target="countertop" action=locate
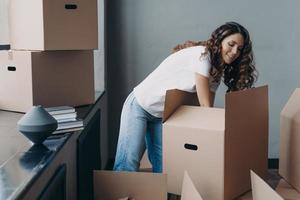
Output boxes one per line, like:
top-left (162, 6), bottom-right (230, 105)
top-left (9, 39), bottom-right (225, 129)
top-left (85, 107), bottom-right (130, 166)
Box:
top-left (0, 91), bottom-right (104, 200)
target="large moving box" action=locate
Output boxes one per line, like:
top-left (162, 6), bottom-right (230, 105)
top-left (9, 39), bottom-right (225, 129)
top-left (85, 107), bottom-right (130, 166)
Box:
top-left (279, 88), bottom-right (300, 192)
top-left (251, 170), bottom-right (300, 200)
top-left (9, 0), bottom-right (98, 50)
top-left (0, 50), bottom-right (94, 112)
top-left (163, 86), bottom-right (269, 200)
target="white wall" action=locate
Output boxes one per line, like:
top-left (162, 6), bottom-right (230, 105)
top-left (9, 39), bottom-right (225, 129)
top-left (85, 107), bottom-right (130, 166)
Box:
top-left (0, 0), bottom-right (9, 45)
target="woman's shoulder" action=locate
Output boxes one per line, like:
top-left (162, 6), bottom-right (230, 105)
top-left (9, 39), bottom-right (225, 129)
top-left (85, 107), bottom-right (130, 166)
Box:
top-left (174, 45), bottom-right (207, 59)
top-left (185, 45), bottom-right (206, 53)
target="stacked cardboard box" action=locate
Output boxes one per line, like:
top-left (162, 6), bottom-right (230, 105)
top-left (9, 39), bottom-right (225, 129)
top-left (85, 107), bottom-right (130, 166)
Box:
top-left (0, 0), bottom-right (98, 112)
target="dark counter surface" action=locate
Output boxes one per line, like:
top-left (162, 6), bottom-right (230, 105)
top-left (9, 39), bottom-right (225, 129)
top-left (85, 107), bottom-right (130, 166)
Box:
top-left (0, 91), bottom-right (104, 200)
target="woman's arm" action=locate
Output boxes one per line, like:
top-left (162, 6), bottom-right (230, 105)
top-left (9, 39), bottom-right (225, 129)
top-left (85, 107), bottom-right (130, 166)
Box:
top-left (195, 73), bottom-right (214, 107)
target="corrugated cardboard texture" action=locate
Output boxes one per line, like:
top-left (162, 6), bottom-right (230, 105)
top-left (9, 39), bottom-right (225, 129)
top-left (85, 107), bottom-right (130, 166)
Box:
top-left (224, 86), bottom-right (269, 199)
top-left (0, 50), bottom-right (94, 112)
top-left (276, 179), bottom-right (300, 200)
top-left (163, 86), bottom-right (268, 200)
top-left (163, 110), bottom-right (225, 198)
top-left (9, 0), bottom-right (44, 50)
top-left (163, 89), bottom-right (199, 122)
top-left (93, 170), bottom-right (167, 200)
top-left (165, 106), bottom-right (225, 130)
top-left (10, 0), bottom-right (98, 50)
top-left (181, 171), bottom-right (203, 200)
top-left (251, 170), bottom-right (284, 200)
top-left (31, 50), bottom-right (94, 108)
top-left (279, 88), bottom-right (300, 192)
top-left (0, 51), bottom-right (33, 112)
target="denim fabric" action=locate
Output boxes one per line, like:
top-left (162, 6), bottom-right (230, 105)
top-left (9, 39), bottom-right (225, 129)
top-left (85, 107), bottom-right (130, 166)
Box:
top-left (113, 92), bottom-right (162, 173)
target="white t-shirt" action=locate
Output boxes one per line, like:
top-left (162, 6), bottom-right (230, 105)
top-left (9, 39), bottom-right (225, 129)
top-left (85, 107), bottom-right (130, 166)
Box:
top-left (133, 45), bottom-right (220, 118)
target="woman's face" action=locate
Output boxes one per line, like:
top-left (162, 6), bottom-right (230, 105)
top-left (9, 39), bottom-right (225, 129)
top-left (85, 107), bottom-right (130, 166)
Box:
top-left (221, 33), bottom-right (244, 64)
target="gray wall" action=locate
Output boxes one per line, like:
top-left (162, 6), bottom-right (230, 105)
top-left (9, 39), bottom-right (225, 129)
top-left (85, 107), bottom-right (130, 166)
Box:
top-left (107, 0), bottom-right (300, 159)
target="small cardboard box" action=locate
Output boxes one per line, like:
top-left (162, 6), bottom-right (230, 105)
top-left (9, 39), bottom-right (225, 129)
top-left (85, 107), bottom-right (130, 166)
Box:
top-left (163, 86), bottom-right (269, 200)
top-left (93, 170), bottom-right (203, 200)
top-left (279, 88), bottom-right (300, 192)
top-left (251, 170), bottom-right (300, 200)
top-left (9, 0), bottom-right (98, 50)
top-left (93, 170), bottom-right (167, 200)
top-left (0, 50), bottom-right (94, 112)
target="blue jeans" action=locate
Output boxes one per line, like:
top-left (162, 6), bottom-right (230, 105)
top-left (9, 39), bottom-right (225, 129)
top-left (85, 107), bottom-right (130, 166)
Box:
top-left (113, 92), bottom-right (162, 173)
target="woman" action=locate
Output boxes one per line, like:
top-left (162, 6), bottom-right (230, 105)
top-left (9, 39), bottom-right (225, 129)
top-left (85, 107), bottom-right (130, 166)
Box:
top-left (113, 22), bottom-right (257, 173)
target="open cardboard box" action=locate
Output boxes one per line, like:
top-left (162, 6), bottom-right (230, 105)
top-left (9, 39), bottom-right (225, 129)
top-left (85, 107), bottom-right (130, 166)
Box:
top-left (0, 50), bottom-right (94, 112)
top-left (163, 86), bottom-right (269, 200)
top-left (9, 0), bottom-right (98, 50)
top-left (251, 170), bottom-right (300, 200)
top-left (279, 88), bottom-right (300, 192)
top-left (93, 170), bottom-right (203, 200)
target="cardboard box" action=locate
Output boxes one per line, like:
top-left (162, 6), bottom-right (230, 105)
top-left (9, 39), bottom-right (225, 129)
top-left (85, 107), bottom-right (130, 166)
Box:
top-left (9, 0), bottom-right (98, 50)
top-left (93, 170), bottom-right (167, 200)
top-left (279, 88), bottom-right (300, 192)
top-left (0, 50), bottom-right (94, 112)
top-left (251, 170), bottom-right (300, 200)
top-left (163, 86), bottom-right (269, 200)
top-left (93, 170), bottom-right (203, 200)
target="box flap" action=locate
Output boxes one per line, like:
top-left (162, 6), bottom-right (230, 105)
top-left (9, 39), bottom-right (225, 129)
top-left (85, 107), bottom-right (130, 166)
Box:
top-left (276, 179), bottom-right (300, 200)
top-left (181, 171), bottom-right (203, 200)
top-left (163, 89), bottom-right (199, 122)
top-left (224, 86), bottom-right (269, 199)
top-left (251, 170), bottom-right (284, 200)
top-left (93, 170), bottom-right (167, 200)
top-left (280, 88), bottom-right (300, 122)
top-left (279, 88), bottom-right (300, 192)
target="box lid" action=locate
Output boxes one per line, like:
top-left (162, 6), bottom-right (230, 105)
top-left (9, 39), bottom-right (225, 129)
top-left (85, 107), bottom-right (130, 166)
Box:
top-left (280, 88), bottom-right (300, 123)
top-left (164, 105), bottom-right (225, 131)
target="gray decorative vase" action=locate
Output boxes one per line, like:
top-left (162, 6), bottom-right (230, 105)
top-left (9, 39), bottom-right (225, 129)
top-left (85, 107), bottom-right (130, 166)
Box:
top-left (17, 106), bottom-right (58, 144)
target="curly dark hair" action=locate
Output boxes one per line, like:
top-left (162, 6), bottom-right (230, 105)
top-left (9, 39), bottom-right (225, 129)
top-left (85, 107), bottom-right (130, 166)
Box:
top-left (172, 22), bottom-right (258, 92)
